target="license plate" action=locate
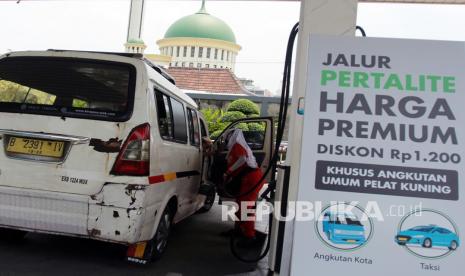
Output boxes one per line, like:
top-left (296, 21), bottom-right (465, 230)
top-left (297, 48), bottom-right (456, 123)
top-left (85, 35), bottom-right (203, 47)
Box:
top-left (346, 239), bottom-right (356, 243)
top-left (398, 237), bottom-right (408, 241)
top-left (6, 136), bottom-right (65, 158)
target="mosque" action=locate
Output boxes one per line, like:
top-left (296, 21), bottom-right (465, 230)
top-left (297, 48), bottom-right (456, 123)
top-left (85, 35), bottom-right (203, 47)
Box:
top-left (124, 0), bottom-right (270, 96)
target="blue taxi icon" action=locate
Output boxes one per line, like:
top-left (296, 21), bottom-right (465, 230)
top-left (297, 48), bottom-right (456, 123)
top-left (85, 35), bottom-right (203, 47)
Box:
top-left (395, 225), bottom-right (460, 250)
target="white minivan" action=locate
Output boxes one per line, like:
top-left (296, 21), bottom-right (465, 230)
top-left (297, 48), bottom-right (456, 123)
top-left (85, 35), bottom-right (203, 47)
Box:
top-left (0, 50), bottom-right (273, 263)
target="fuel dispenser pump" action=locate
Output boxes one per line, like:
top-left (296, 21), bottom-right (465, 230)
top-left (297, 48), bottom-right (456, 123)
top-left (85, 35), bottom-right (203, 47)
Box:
top-left (226, 23), bottom-right (367, 265)
top-left (225, 22), bottom-right (299, 263)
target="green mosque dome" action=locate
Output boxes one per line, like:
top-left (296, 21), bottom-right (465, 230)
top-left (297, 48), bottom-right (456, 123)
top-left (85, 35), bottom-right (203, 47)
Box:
top-left (164, 1), bottom-right (237, 44)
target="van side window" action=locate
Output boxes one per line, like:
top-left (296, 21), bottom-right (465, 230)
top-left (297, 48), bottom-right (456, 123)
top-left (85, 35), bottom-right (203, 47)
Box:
top-left (155, 91), bottom-right (173, 140)
top-left (170, 98), bottom-right (188, 143)
top-left (187, 108), bottom-right (200, 147)
top-left (200, 119), bottom-right (208, 138)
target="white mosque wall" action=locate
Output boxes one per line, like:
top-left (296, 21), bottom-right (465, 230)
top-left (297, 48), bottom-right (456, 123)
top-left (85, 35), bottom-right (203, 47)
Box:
top-left (157, 37), bottom-right (241, 72)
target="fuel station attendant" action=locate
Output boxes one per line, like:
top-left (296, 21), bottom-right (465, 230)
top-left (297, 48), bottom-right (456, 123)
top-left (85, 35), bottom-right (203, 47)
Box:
top-left (223, 129), bottom-right (265, 242)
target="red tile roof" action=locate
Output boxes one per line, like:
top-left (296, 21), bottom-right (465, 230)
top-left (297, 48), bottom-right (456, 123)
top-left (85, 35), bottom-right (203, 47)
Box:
top-left (166, 67), bottom-right (249, 94)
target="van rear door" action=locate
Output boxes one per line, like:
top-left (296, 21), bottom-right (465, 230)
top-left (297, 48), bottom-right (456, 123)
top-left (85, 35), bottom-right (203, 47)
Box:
top-left (0, 54), bottom-right (140, 196)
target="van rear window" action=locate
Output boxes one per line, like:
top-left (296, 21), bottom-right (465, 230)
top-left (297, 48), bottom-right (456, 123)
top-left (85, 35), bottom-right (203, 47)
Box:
top-left (0, 56), bottom-right (136, 121)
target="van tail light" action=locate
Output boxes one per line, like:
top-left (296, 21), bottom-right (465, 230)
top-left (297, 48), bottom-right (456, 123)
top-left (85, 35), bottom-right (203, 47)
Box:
top-left (111, 123), bottom-right (150, 176)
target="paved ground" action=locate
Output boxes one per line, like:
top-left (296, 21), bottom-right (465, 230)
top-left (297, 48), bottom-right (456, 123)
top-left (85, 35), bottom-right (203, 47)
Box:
top-left (0, 204), bottom-right (269, 276)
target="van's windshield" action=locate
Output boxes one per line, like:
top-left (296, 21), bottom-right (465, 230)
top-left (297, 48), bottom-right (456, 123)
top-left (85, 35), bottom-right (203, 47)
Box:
top-left (336, 214), bottom-right (363, 226)
top-left (0, 56), bottom-right (136, 121)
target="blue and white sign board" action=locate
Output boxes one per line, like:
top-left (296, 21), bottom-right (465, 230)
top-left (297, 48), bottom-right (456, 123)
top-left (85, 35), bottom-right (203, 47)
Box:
top-left (290, 35), bottom-right (465, 275)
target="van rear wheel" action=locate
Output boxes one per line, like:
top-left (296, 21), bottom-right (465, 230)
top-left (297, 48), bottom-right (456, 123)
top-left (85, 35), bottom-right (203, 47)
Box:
top-left (149, 206), bottom-right (173, 261)
top-left (198, 187), bottom-right (216, 213)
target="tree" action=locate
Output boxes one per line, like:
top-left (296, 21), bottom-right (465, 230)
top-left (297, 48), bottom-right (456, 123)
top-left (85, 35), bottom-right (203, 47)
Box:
top-left (0, 80), bottom-right (28, 103)
top-left (210, 129), bottom-right (223, 140)
top-left (226, 99), bottom-right (260, 116)
top-left (201, 108), bottom-right (226, 134)
top-left (221, 110), bottom-right (246, 123)
top-left (248, 122), bottom-right (266, 132)
top-left (0, 80), bottom-right (54, 105)
top-left (201, 99), bottom-right (261, 139)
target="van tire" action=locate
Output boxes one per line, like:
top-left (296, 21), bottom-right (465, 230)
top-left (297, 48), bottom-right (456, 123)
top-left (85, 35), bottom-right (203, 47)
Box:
top-left (198, 187), bottom-right (216, 213)
top-left (0, 228), bottom-right (27, 241)
top-left (149, 205), bottom-right (174, 261)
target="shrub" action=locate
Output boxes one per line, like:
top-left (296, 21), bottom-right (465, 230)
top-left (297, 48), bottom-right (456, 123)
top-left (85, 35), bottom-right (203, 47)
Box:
top-left (221, 111), bottom-right (246, 123)
top-left (210, 129), bottom-right (223, 140)
top-left (201, 108), bottom-right (225, 133)
top-left (201, 100), bottom-right (261, 139)
top-left (235, 123), bottom-right (249, 132)
top-left (227, 99), bottom-right (260, 116)
top-left (248, 122), bottom-right (266, 132)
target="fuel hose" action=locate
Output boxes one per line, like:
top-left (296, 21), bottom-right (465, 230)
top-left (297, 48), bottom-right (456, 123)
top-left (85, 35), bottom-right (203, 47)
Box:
top-left (229, 22), bottom-right (299, 263)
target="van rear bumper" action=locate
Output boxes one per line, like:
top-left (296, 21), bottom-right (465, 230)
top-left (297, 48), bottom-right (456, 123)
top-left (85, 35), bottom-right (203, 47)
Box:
top-left (0, 185), bottom-right (89, 235)
top-left (0, 185), bottom-right (146, 244)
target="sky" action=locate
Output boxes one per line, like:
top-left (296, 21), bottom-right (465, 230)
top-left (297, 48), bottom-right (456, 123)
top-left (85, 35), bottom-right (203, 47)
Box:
top-left (2, 1), bottom-right (465, 94)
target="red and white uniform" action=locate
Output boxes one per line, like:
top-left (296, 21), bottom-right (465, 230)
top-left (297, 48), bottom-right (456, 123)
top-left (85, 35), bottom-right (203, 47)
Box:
top-left (225, 129), bottom-right (264, 238)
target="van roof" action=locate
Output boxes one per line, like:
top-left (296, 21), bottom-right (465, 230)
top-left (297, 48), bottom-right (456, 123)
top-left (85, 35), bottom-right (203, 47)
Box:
top-left (2, 49), bottom-right (174, 84)
top-left (0, 50), bottom-right (198, 108)
top-left (48, 49), bottom-right (145, 59)
top-left (45, 50), bottom-right (176, 85)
